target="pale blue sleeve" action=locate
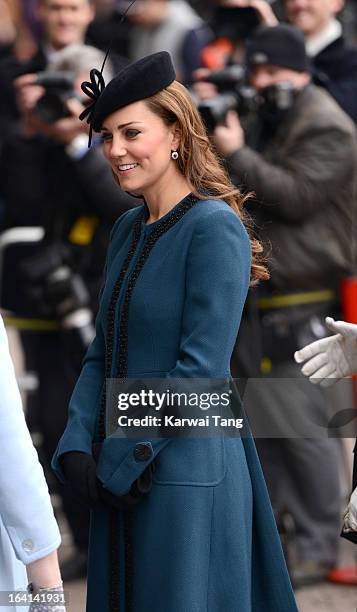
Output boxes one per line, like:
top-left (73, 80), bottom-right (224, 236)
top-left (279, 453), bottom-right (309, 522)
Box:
top-left (0, 316), bottom-right (61, 564)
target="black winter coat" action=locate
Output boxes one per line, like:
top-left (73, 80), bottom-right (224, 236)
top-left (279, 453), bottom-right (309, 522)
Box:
top-left (313, 35), bottom-right (357, 122)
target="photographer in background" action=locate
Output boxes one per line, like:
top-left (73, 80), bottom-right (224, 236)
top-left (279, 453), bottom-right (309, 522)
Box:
top-left (0, 43), bottom-right (137, 581)
top-left (244, 0), bottom-right (357, 122)
top-left (212, 24), bottom-right (357, 585)
top-left (0, 0), bottom-right (97, 137)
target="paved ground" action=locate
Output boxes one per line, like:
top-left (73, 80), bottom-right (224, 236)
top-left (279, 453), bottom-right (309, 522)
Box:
top-left (61, 539), bottom-right (357, 612)
top-left (296, 583), bottom-right (357, 612)
top-left (294, 535), bottom-right (357, 611)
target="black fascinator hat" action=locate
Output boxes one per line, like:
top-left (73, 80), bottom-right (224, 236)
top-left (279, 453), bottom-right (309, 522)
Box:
top-left (80, 51), bottom-right (176, 147)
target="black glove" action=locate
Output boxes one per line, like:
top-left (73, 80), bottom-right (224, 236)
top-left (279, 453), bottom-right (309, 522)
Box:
top-left (60, 451), bottom-right (102, 509)
top-left (99, 461), bottom-right (155, 510)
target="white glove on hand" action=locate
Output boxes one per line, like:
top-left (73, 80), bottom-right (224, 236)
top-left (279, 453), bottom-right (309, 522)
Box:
top-left (343, 487), bottom-right (357, 532)
top-left (294, 317), bottom-right (357, 387)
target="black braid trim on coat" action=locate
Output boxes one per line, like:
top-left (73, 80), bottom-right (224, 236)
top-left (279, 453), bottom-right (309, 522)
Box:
top-left (98, 215), bottom-right (142, 442)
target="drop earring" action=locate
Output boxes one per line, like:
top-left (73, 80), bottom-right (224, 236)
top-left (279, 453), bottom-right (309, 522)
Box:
top-left (171, 150), bottom-right (179, 160)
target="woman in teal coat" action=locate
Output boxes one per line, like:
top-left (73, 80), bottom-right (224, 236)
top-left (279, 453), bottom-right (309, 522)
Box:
top-left (52, 52), bottom-right (298, 611)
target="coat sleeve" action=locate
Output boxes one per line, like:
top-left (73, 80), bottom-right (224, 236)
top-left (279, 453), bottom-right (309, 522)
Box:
top-left (95, 208), bottom-right (252, 496)
top-left (51, 313), bottom-right (106, 481)
top-left (165, 208), bottom-right (251, 377)
top-left (0, 316), bottom-right (61, 564)
top-left (225, 126), bottom-right (356, 223)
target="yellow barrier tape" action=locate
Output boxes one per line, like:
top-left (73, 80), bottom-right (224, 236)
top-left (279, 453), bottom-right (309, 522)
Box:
top-left (256, 290), bottom-right (336, 310)
top-left (3, 317), bottom-right (60, 331)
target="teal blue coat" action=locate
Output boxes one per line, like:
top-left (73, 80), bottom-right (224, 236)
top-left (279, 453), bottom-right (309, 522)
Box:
top-left (52, 195), bottom-right (297, 612)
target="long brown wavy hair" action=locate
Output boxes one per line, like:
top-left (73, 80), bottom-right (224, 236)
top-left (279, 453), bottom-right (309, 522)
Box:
top-left (143, 80), bottom-right (268, 285)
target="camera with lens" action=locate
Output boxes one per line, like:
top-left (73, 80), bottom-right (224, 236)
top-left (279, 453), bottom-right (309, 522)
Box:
top-left (258, 81), bottom-right (297, 121)
top-left (20, 243), bottom-right (95, 355)
top-left (197, 65), bottom-right (260, 133)
top-left (198, 65), bottom-right (298, 133)
top-left (34, 71), bottom-right (76, 123)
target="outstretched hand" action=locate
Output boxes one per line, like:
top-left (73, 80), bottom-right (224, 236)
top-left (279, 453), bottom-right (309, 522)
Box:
top-left (294, 317), bottom-right (357, 387)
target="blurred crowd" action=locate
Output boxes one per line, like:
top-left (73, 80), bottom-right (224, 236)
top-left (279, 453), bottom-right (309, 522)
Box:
top-left (0, 0), bottom-right (357, 592)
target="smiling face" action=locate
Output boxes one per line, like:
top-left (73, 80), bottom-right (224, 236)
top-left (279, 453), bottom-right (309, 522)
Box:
top-left (285, 0), bottom-right (344, 37)
top-left (39, 0), bottom-right (95, 50)
top-left (101, 100), bottom-right (180, 199)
